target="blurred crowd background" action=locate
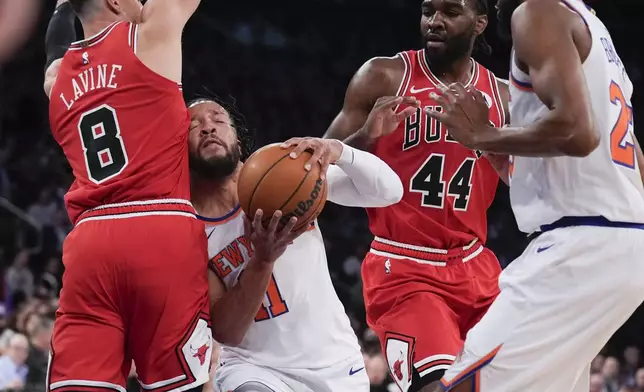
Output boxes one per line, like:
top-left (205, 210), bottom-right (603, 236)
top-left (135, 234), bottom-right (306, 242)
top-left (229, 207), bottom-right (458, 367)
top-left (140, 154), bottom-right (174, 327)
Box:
top-left (0, 0), bottom-right (642, 391)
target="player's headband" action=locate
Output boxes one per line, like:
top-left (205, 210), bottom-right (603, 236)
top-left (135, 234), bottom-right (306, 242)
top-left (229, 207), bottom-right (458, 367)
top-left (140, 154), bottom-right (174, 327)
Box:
top-left (187, 99), bottom-right (217, 108)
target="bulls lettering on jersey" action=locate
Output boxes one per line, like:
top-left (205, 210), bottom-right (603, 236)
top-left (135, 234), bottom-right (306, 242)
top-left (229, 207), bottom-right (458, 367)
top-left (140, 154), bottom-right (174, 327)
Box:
top-left (368, 49), bottom-right (506, 249)
top-left (49, 22), bottom-right (192, 224)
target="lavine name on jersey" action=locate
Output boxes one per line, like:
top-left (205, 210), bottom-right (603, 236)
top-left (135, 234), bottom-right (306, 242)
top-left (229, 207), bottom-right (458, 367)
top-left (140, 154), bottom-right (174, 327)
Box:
top-left (59, 63), bottom-right (123, 110)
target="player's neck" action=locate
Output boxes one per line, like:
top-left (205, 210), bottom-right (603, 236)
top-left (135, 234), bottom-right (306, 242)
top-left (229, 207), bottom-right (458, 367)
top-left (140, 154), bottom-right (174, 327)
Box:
top-left (427, 55), bottom-right (473, 85)
top-left (191, 165), bottom-right (241, 219)
top-left (80, 13), bottom-right (121, 41)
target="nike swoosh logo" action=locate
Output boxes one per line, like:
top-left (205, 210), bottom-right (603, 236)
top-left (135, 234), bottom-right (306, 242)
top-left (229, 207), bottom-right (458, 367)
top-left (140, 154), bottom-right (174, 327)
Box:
top-left (409, 86), bottom-right (435, 94)
top-left (349, 366), bottom-right (365, 376)
top-left (536, 244), bottom-right (554, 253)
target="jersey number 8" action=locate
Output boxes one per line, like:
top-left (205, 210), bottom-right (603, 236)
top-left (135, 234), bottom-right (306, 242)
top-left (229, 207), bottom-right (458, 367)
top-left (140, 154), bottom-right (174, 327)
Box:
top-left (78, 104), bottom-right (129, 184)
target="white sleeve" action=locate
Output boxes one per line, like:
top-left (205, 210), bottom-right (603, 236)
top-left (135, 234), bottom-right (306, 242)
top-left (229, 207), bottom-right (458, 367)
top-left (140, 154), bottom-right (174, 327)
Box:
top-left (326, 142), bottom-right (403, 207)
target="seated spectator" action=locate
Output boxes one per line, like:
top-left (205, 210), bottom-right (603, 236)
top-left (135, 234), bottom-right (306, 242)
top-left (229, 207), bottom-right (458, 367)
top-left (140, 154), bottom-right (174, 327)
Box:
top-left (0, 333), bottom-right (29, 390)
top-left (635, 368), bottom-right (644, 392)
top-left (604, 357), bottom-right (623, 392)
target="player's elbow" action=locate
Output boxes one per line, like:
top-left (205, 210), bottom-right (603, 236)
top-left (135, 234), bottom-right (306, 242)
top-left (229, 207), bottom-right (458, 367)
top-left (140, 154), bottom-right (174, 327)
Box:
top-left (558, 111), bottom-right (599, 157)
top-left (211, 326), bottom-right (244, 347)
top-left (377, 173), bottom-right (404, 206)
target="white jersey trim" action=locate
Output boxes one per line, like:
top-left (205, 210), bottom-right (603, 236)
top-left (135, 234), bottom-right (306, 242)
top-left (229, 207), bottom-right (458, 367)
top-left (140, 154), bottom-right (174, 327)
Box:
top-left (69, 22), bottom-right (122, 51)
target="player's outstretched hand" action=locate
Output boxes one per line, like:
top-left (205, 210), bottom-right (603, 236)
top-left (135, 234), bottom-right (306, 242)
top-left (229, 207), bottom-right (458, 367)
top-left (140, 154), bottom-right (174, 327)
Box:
top-left (361, 96), bottom-right (420, 139)
top-left (425, 83), bottom-right (494, 149)
top-left (244, 209), bottom-right (308, 264)
top-left (281, 137), bottom-right (343, 180)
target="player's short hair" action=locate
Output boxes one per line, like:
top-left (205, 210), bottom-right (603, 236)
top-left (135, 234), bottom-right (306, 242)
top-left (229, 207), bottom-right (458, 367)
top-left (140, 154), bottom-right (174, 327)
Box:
top-left (186, 96), bottom-right (256, 161)
top-left (472, 0), bottom-right (492, 56)
top-left (68, 0), bottom-right (95, 16)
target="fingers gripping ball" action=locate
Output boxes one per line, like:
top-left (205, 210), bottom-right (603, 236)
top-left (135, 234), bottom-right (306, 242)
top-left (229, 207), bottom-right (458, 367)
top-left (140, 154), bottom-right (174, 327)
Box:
top-left (237, 143), bottom-right (328, 231)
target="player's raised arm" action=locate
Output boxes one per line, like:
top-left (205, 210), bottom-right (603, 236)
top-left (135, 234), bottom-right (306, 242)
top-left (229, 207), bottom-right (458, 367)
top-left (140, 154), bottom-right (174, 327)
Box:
top-left (281, 137), bottom-right (403, 208)
top-left (43, 0), bottom-right (77, 98)
top-left (136, 0), bottom-right (201, 83)
top-left (428, 0), bottom-right (597, 157)
top-left (324, 57), bottom-right (414, 151)
top-left (0, 0), bottom-right (37, 64)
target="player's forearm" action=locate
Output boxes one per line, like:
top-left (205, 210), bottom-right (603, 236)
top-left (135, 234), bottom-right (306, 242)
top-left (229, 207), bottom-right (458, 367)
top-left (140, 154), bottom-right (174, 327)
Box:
top-left (327, 143), bottom-right (403, 207)
top-left (341, 129), bottom-right (377, 151)
top-left (474, 111), bottom-right (598, 158)
top-left (0, 0), bottom-right (38, 63)
top-left (210, 261), bottom-right (274, 346)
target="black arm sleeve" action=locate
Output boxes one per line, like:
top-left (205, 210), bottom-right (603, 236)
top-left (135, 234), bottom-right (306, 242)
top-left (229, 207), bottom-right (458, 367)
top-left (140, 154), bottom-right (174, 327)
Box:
top-left (45, 2), bottom-right (76, 71)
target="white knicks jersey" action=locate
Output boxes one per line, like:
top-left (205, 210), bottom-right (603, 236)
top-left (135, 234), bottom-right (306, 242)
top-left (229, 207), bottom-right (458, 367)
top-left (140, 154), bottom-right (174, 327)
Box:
top-left (507, 0), bottom-right (644, 233)
top-left (202, 207), bottom-right (361, 369)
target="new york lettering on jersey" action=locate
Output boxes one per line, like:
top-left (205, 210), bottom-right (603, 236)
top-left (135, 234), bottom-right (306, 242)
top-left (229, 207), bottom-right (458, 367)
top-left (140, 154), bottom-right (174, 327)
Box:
top-left (206, 215), bottom-right (289, 323)
top-left (49, 22), bottom-right (192, 224)
top-left (204, 209), bottom-right (361, 370)
top-left (367, 49), bottom-right (505, 249)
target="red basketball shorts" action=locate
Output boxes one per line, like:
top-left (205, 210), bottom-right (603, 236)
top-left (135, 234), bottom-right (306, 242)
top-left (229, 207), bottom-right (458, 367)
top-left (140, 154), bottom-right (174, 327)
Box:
top-left (48, 200), bottom-right (212, 392)
top-left (362, 237), bottom-right (501, 392)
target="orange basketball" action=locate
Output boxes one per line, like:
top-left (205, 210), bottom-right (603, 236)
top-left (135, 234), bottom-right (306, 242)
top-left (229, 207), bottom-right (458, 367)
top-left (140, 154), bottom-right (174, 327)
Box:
top-left (237, 143), bottom-right (328, 231)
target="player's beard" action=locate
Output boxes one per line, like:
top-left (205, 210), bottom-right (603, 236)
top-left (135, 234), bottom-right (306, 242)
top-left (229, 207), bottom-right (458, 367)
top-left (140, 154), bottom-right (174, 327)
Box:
top-left (189, 144), bottom-right (241, 182)
top-left (496, 0), bottom-right (520, 42)
top-left (424, 25), bottom-right (476, 70)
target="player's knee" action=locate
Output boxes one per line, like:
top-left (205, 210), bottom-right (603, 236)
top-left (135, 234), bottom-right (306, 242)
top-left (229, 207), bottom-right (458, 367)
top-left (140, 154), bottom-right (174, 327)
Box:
top-left (182, 385), bottom-right (205, 392)
top-left (233, 381), bottom-right (276, 392)
top-left (410, 369), bottom-right (444, 392)
top-left (438, 377), bottom-right (474, 392)
top-left (416, 380), bottom-right (441, 392)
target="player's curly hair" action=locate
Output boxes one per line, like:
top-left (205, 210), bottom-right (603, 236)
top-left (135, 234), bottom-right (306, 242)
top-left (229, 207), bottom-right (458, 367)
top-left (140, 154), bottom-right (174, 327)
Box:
top-left (186, 95), bottom-right (256, 162)
top-left (473, 0), bottom-right (492, 56)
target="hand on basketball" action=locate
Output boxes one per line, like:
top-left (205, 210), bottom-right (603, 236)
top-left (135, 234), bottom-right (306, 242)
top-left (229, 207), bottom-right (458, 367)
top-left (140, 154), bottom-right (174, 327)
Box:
top-left (425, 83), bottom-right (495, 149)
top-left (361, 96), bottom-right (421, 139)
top-left (244, 209), bottom-right (308, 264)
top-left (280, 137), bottom-right (343, 180)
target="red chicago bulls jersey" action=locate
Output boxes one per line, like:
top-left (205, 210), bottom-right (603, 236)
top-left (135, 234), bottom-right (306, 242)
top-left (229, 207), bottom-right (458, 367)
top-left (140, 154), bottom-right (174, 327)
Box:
top-left (367, 49), bottom-right (506, 249)
top-left (49, 22), bottom-right (191, 224)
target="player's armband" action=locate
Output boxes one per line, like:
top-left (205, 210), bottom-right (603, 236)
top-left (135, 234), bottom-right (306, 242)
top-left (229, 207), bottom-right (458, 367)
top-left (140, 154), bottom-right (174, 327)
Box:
top-left (45, 1), bottom-right (76, 71)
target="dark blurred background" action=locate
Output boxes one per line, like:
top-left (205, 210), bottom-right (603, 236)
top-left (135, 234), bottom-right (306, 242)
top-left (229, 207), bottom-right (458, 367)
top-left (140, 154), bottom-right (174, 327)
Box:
top-left (0, 0), bottom-right (642, 391)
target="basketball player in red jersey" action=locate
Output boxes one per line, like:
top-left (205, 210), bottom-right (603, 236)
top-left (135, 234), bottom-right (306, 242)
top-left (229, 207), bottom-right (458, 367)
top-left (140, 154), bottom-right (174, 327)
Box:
top-left (44, 0), bottom-right (212, 391)
top-left (324, 1), bottom-right (509, 391)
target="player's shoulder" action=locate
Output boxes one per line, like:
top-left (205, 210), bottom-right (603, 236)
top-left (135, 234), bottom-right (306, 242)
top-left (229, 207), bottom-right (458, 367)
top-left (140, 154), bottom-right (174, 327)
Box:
top-left (513, 0), bottom-right (577, 27)
top-left (358, 55), bottom-right (405, 81)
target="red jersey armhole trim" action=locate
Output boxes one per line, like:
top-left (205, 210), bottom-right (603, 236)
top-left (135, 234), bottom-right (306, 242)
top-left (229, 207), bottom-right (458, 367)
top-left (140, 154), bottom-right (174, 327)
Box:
top-left (488, 69), bottom-right (506, 127)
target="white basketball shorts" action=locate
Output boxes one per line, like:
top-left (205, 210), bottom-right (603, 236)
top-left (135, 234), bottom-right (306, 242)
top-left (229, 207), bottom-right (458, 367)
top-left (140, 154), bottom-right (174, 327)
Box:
top-left (213, 353), bottom-right (369, 392)
top-left (441, 221), bottom-right (644, 392)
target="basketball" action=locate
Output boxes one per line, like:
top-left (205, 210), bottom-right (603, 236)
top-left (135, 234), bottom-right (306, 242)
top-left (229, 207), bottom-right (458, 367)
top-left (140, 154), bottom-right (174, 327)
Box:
top-left (237, 143), bottom-right (328, 231)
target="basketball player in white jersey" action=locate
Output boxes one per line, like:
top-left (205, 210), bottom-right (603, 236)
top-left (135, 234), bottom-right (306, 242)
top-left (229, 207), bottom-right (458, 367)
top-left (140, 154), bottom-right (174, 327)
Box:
top-left (188, 97), bottom-right (406, 392)
top-left (424, 0), bottom-right (644, 391)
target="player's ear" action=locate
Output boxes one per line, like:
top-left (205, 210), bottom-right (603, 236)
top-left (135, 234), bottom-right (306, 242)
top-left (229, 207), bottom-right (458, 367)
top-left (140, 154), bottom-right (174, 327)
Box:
top-left (474, 13), bottom-right (488, 36)
top-left (104, 0), bottom-right (121, 15)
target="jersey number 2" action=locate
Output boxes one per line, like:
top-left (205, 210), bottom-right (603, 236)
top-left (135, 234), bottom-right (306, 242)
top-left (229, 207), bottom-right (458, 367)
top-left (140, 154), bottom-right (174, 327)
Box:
top-left (78, 104), bottom-right (129, 183)
top-left (254, 274), bottom-right (289, 322)
top-left (609, 82), bottom-right (635, 168)
top-left (410, 153), bottom-right (475, 210)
